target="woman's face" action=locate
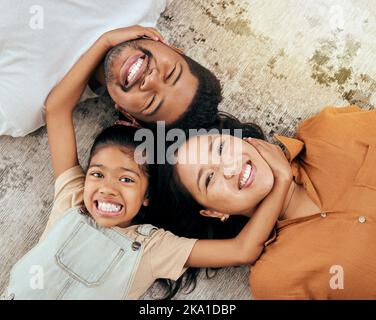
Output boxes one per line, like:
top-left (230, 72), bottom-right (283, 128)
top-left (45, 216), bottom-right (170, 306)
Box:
top-left (175, 134), bottom-right (274, 215)
top-left (83, 146), bottom-right (149, 228)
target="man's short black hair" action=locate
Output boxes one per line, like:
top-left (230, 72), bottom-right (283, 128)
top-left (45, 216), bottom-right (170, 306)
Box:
top-left (168, 54), bottom-right (222, 130)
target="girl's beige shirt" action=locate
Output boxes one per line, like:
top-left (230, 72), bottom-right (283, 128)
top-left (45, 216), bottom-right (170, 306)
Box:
top-left (41, 166), bottom-right (197, 300)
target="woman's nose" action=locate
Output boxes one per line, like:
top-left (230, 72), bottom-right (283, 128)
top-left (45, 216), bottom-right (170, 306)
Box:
top-left (222, 157), bottom-right (242, 179)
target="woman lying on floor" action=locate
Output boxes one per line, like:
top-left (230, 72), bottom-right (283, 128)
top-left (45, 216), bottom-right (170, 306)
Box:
top-left (154, 105), bottom-right (376, 299)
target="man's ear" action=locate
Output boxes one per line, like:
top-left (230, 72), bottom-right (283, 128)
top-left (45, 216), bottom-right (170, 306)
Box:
top-left (199, 209), bottom-right (225, 219)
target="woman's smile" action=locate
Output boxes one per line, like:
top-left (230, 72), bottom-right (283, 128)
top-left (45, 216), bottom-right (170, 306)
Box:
top-left (238, 160), bottom-right (256, 190)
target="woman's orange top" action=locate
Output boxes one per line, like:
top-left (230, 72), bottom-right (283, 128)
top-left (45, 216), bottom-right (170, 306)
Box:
top-left (250, 106), bottom-right (376, 299)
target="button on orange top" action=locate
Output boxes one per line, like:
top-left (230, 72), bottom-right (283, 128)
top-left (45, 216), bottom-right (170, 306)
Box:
top-left (250, 106), bottom-right (376, 299)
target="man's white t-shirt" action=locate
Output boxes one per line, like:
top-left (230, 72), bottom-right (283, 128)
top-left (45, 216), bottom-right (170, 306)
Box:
top-left (0, 0), bottom-right (166, 137)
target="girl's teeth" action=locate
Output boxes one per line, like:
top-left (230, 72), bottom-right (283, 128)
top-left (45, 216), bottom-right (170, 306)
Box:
top-left (127, 58), bottom-right (143, 82)
top-left (98, 201), bottom-right (122, 212)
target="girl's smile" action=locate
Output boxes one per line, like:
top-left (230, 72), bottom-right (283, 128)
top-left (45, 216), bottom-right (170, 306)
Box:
top-left (83, 145), bottom-right (149, 228)
top-left (93, 199), bottom-right (125, 218)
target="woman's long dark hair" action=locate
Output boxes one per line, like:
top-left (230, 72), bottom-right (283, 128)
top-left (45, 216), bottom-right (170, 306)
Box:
top-left (147, 112), bottom-right (266, 299)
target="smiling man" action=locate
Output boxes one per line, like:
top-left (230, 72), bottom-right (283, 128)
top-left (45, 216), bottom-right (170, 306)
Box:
top-left (0, 0), bottom-right (221, 137)
top-left (102, 38), bottom-right (222, 128)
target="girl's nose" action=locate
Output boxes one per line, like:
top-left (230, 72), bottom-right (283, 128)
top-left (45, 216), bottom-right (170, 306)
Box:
top-left (99, 181), bottom-right (118, 196)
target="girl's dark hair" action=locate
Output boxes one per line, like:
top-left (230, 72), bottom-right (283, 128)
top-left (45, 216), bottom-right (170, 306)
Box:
top-left (148, 112), bottom-right (265, 299)
top-left (87, 124), bottom-right (151, 224)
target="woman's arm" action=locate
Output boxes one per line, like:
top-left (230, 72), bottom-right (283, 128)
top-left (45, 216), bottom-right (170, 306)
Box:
top-left (186, 138), bottom-right (293, 268)
top-left (45, 26), bottom-right (163, 178)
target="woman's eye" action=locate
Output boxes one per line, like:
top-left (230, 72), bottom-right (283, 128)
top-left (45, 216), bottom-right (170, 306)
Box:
top-left (120, 177), bottom-right (135, 183)
top-left (91, 172), bottom-right (103, 178)
top-left (205, 172), bottom-right (214, 188)
top-left (218, 140), bottom-right (224, 155)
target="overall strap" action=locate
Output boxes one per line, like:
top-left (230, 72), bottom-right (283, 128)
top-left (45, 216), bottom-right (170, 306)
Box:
top-left (136, 224), bottom-right (158, 237)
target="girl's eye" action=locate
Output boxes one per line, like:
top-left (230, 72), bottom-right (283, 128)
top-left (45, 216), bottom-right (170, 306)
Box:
top-left (91, 172), bottom-right (103, 178)
top-left (205, 172), bottom-right (214, 188)
top-left (120, 177), bottom-right (135, 183)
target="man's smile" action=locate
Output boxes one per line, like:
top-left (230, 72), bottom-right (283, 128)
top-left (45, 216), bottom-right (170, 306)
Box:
top-left (120, 53), bottom-right (149, 88)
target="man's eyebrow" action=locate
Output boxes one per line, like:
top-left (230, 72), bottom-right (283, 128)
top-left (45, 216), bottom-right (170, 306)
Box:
top-left (196, 137), bottom-right (214, 193)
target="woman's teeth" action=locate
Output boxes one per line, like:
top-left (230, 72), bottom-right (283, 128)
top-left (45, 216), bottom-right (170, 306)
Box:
top-left (127, 58), bottom-right (144, 83)
top-left (240, 163), bottom-right (252, 189)
top-left (97, 201), bottom-right (122, 213)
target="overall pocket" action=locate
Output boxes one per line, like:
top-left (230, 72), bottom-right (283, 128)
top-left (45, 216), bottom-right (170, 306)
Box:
top-left (56, 221), bottom-right (125, 287)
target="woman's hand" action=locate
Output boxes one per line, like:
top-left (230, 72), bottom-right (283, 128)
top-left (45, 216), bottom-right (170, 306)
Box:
top-left (243, 137), bottom-right (292, 182)
top-left (100, 25), bottom-right (165, 49)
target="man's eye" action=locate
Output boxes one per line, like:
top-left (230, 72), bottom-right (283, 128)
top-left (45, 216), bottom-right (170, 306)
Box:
top-left (146, 95), bottom-right (156, 109)
top-left (91, 172), bottom-right (103, 178)
top-left (166, 65), bottom-right (176, 80)
top-left (205, 172), bottom-right (214, 188)
top-left (120, 177), bottom-right (135, 183)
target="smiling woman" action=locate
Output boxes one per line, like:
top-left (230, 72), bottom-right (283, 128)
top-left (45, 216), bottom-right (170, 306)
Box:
top-left (153, 106), bottom-right (376, 300)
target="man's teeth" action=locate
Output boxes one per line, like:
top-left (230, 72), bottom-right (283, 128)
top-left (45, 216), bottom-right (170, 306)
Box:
top-left (97, 201), bottom-right (122, 212)
top-left (240, 164), bottom-right (252, 188)
top-left (127, 58), bottom-right (144, 83)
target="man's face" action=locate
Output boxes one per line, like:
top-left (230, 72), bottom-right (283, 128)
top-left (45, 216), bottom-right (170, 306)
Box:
top-left (105, 39), bottom-right (198, 125)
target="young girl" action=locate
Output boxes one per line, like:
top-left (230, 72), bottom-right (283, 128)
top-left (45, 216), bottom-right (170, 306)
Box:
top-left (2, 26), bottom-right (292, 300)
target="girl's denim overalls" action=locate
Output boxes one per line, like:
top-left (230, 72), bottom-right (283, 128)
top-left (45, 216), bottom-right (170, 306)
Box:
top-left (1, 207), bottom-right (157, 300)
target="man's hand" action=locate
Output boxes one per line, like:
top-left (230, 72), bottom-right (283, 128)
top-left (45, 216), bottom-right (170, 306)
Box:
top-left (101, 25), bottom-right (165, 49)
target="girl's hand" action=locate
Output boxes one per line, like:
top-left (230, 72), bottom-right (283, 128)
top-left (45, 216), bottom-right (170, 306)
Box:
top-left (101, 25), bottom-right (165, 49)
top-left (243, 137), bottom-right (292, 182)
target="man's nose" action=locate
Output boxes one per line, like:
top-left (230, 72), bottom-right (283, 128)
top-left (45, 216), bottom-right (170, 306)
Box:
top-left (140, 68), bottom-right (162, 91)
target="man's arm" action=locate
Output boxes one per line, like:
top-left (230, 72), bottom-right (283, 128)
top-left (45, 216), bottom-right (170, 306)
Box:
top-left (45, 26), bottom-right (164, 178)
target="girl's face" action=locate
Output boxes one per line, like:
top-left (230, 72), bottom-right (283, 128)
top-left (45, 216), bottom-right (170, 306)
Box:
top-left (83, 146), bottom-right (149, 228)
top-left (175, 134), bottom-right (274, 216)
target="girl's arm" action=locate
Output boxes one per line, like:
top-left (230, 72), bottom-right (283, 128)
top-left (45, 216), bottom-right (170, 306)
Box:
top-left (45, 26), bottom-right (163, 178)
top-left (186, 138), bottom-right (293, 268)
